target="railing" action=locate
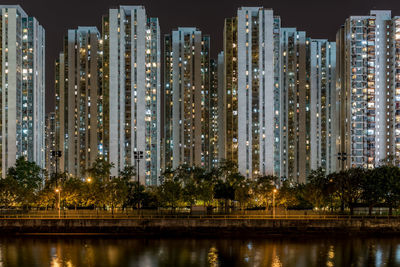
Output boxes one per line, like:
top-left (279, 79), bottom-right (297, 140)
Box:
top-left (0, 214), bottom-right (398, 220)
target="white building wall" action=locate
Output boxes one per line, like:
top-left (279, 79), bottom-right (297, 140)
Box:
top-left (217, 51), bottom-right (225, 163)
top-left (58, 53), bottom-right (65, 172)
top-left (310, 40), bottom-right (337, 174)
top-left (259, 10), bottom-right (275, 176)
top-left (339, 11), bottom-right (393, 169)
top-left (133, 7), bottom-right (146, 183)
top-left (171, 30), bottom-right (180, 169)
top-left (108, 8), bottom-right (122, 176)
top-left (170, 28), bottom-right (204, 169)
top-left (236, 7), bottom-right (276, 178)
top-left (108, 6), bottom-right (161, 183)
top-left (371, 11), bottom-right (391, 163)
top-left (237, 8), bottom-right (253, 177)
top-left (3, 8), bottom-right (18, 175)
top-left (310, 41), bottom-right (319, 171)
top-left (0, 6), bottom-right (45, 177)
top-left (32, 18), bottom-right (45, 170)
top-left (152, 19), bottom-right (161, 185)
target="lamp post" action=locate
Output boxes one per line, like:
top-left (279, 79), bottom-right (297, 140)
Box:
top-left (337, 152), bottom-right (347, 171)
top-left (51, 150), bottom-right (62, 179)
top-left (134, 151), bottom-right (144, 184)
top-left (55, 188), bottom-right (61, 219)
top-left (272, 188), bottom-right (277, 219)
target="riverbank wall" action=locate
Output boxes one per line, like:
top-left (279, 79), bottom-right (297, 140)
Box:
top-left (2, 217), bottom-right (400, 236)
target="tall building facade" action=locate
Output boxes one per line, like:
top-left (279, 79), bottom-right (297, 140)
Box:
top-left (336, 10), bottom-right (400, 169)
top-left (278, 28), bottom-right (310, 183)
top-left (55, 27), bottom-right (101, 177)
top-left (222, 7), bottom-right (278, 178)
top-left (221, 7), bottom-right (337, 182)
top-left (45, 112), bottom-right (56, 177)
top-left (164, 28), bottom-right (211, 171)
top-left (102, 6), bottom-right (161, 185)
top-left (389, 16), bottom-right (400, 164)
top-left (309, 40), bottom-right (337, 174)
top-left (275, 31), bottom-right (337, 182)
top-left (217, 51), bottom-right (225, 164)
top-left (0, 5), bottom-right (45, 177)
top-left (222, 17), bottom-right (238, 167)
top-left (209, 58), bottom-right (219, 169)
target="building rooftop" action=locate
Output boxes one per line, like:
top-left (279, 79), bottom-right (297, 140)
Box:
top-left (0, 5), bottom-right (28, 18)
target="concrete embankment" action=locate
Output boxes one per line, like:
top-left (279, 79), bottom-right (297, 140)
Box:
top-left (1, 217), bottom-right (400, 236)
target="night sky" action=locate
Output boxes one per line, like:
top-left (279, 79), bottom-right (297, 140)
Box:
top-left (2, 0), bottom-right (400, 112)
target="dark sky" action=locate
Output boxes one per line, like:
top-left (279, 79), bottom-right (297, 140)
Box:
top-left (2, 0), bottom-right (400, 112)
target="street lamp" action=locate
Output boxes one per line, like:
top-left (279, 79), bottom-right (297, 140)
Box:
top-left (86, 177), bottom-right (92, 183)
top-left (272, 188), bottom-right (277, 219)
top-left (55, 188), bottom-right (61, 219)
top-left (337, 152), bottom-right (347, 171)
top-left (134, 151), bottom-right (144, 184)
top-left (51, 150), bottom-right (62, 179)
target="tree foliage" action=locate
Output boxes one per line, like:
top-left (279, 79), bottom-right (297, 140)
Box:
top-left (4, 156), bottom-right (400, 215)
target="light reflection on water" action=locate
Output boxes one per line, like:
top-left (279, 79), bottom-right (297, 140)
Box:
top-left (0, 236), bottom-right (398, 266)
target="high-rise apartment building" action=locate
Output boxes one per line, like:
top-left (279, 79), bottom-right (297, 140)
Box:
top-left (55, 27), bottom-right (101, 177)
top-left (222, 7), bottom-right (278, 178)
top-left (276, 30), bottom-right (337, 183)
top-left (221, 7), bottom-right (337, 182)
top-left (0, 5), bottom-right (45, 177)
top-left (278, 28), bottom-right (310, 183)
top-left (217, 51), bottom-right (225, 164)
top-left (336, 10), bottom-right (400, 169)
top-left (45, 112), bottom-right (56, 177)
top-left (209, 58), bottom-right (219, 169)
top-left (222, 17), bottom-right (238, 167)
top-left (389, 16), bottom-right (400, 165)
top-left (310, 40), bottom-right (337, 174)
top-left (102, 6), bottom-right (161, 185)
top-left (164, 28), bottom-right (211, 171)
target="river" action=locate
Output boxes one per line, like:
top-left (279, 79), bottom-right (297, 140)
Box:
top-left (0, 236), bottom-right (399, 266)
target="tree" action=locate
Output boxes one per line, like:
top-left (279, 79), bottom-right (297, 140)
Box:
top-left (228, 172), bottom-right (246, 209)
top-left (104, 177), bottom-right (129, 215)
top-left (277, 181), bottom-right (300, 214)
top-left (214, 180), bottom-right (234, 212)
top-left (380, 165), bottom-right (400, 215)
top-left (214, 169), bottom-right (245, 212)
top-left (193, 168), bottom-right (216, 207)
top-left (158, 177), bottom-right (182, 210)
top-left (324, 174), bottom-right (337, 212)
top-left (83, 157), bottom-right (115, 211)
top-left (141, 186), bottom-right (160, 209)
top-left (361, 168), bottom-right (385, 215)
top-left (252, 175), bottom-right (276, 208)
top-left (126, 181), bottom-right (146, 209)
top-left (7, 157), bottom-right (43, 209)
top-left (36, 186), bottom-right (56, 210)
top-left (86, 157), bottom-right (114, 182)
top-left (235, 180), bottom-right (251, 210)
top-left (197, 177), bottom-right (215, 207)
top-left (82, 176), bottom-right (105, 211)
top-left (217, 160), bottom-right (238, 178)
top-left (304, 168), bottom-right (329, 210)
top-left (182, 180), bottom-right (197, 206)
top-left (331, 168), bottom-right (364, 215)
top-left (0, 176), bottom-right (20, 208)
top-left (120, 165), bottom-right (136, 182)
top-left (63, 177), bottom-right (84, 210)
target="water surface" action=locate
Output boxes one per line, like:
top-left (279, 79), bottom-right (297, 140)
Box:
top-left (0, 236), bottom-right (399, 266)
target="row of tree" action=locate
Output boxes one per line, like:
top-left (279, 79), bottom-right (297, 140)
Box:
top-left (1, 157), bottom-right (400, 215)
top-left (305, 165), bottom-right (400, 215)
